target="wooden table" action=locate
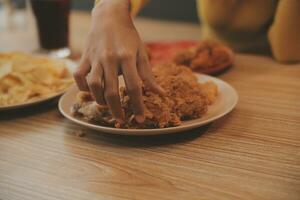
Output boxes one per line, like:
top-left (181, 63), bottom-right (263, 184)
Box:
top-left (0, 11), bottom-right (300, 200)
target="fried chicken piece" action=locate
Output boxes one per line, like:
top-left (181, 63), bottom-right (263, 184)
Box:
top-left (120, 87), bottom-right (181, 128)
top-left (153, 63), bottom-right (198, 83)
top-left (199, 81), bottom-right (218, 105)
top-left (72, 92), bottom-right (115, 126)
top-left (173, 49), bottom-right (195, 66)
top-left (173, 40), bottom-right (234, 74)
top-left (71, 64), bottom-right (218, 129)
top-left (155, 64), bottom-right (216, 118)
top-left (191, 49), bottom-right (213, 69)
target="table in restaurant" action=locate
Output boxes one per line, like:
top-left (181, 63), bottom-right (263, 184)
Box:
top-left (0, 11), bottom-right (299, 200)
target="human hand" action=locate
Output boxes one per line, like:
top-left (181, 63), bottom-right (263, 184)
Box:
top-left (73, 0), bottom-right (164, 124)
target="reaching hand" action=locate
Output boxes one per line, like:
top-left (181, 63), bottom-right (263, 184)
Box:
top-left (73, 0), bottom-right (164, 124)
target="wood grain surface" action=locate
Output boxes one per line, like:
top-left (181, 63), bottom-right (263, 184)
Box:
top-left (0, 11), bottom-right (300, 200)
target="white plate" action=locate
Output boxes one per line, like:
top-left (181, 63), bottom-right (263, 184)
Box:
top-left (0, 57), bottom-right (77, 111)
top-left (59, 74), bottom-right (238, 135)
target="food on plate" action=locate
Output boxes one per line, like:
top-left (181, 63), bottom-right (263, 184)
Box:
top-left (72, 64), bottom-right (218, 129)
top-left (0, 52), bottom-right (73, 106)
top-left (173, 40), bottom-right (234, 74)
top-left (146, 41), bottom-right (198, 66)
top-left (146, 40), bottom-right (234, 75)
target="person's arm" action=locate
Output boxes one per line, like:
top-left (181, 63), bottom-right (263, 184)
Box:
top-left (73, 0), bottom-right (163, 124)
top-left (268, 0), bottom-right (300, 63)
top-left (95, 0), bottom-right (148, 16)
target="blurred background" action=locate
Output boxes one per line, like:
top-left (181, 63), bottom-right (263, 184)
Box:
top-left (0, 0), bottom-right (200, 26)
top-left (0, 0), bottom-right (201, 53)
top-left (71, 0), bottom-right (200, 23)
top-left (139, 0), bottom-right (199, 23)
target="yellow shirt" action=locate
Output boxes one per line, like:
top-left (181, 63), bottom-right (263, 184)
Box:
top-left (95, 0), bottom-right (300, 63)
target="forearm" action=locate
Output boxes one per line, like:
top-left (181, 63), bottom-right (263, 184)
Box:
top-left (95, 0), bottom-right (130, 6)
top-left (93, 0), bottom-right (130, 18)
top-left (268, 0), bottom-right (300, 62)
top-left (95, 0), bottom-right (148, 16)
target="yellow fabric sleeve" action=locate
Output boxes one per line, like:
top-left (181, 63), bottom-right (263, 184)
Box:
top-left (95, 0), bottom-right (148, 17)
top-left (268, 0), bottom-right (300, 62)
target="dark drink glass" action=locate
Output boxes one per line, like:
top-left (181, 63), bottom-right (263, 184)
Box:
top-left (31, 0), bottom-right (71, 58)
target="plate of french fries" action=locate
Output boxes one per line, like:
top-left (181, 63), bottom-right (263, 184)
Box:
top-left (0, 52), bottom-right (76, 111)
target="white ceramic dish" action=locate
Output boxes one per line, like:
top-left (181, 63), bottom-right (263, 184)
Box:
top-left (0, 58), bottom-right (77, 111)
top-left (59, 74), bottom-right (238, 135)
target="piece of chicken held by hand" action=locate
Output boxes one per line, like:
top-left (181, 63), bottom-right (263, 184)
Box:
top-left (72, 64), bottom-right (218, 129)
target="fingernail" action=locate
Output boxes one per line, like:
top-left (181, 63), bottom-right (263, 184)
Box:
top-left (135, 115), bottom-right (145, 123)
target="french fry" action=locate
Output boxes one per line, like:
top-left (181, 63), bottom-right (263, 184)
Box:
top-left (0, 52), bottom-right (74, 106)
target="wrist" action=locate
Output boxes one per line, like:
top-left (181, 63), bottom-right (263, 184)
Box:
top-left (93, 0), bottom-right (130, 15)
top-left (100, 0), bottom-right (130, 6)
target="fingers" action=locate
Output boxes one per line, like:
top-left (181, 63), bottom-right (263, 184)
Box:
top-left (87, 63), bottom-right (105, 105)
top-left (121, 53), bottom-right (145, 123)
top-left (137, 46), bottom-right (165, 95)
top-left (103, 62), bottom-right (124, 123)
top-left (73, 57), bottom-right (91, 91)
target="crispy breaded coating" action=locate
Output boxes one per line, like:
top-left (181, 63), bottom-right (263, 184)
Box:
top-left (72, 64), bottom-right (218, 129)
top-left (173, 40), bottom-right (234, 74)
top-left (153, 66), bottom-right (208, 119)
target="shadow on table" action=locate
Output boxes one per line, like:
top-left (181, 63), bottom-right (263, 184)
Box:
top-left (65, 122), bottom-right (211, 147)
top-left (0, 99), bottom-right (58, 121)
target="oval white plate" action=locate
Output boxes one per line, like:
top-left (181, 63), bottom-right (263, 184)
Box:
top-left (0, 57), bottom-right (77, 111)
top-left (59, 74), bottom-right (238, 135)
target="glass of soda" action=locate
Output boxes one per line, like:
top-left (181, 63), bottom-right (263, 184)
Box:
top-left (30, 0), bottom-right (71, 58)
